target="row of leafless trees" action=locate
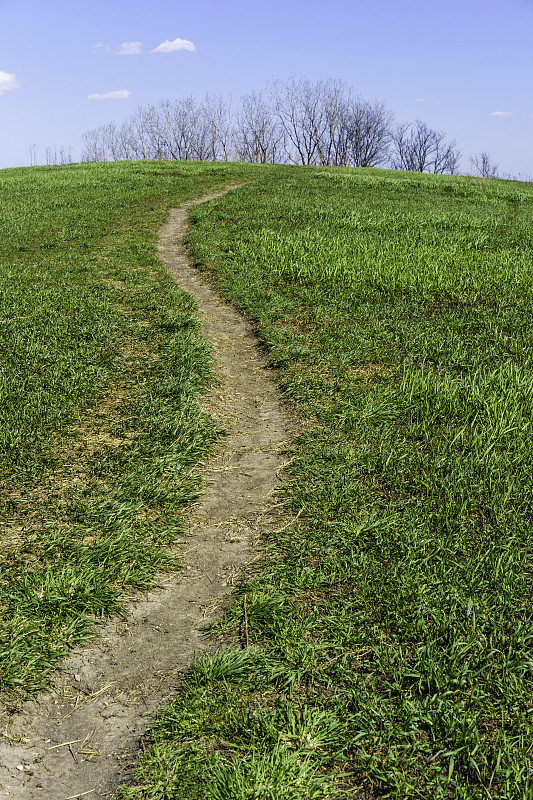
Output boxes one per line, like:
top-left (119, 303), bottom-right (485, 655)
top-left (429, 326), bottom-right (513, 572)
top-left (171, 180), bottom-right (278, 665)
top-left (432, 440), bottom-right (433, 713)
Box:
top-left (29, 143), bottom-right (74, 167)
top-left (81, 76), bottom-right (483, 175)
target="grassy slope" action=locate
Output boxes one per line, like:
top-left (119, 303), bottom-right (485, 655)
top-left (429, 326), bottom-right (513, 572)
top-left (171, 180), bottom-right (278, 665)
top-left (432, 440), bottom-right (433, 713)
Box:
top-left (120, 169), bottom-right (533, 799)
top-left (0, 160), bottom-right (261, 691)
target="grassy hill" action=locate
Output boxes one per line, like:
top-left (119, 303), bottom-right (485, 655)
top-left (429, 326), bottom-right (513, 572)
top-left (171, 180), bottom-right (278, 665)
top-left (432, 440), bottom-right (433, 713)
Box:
top-left (1, 162), bottom-right (533, 798)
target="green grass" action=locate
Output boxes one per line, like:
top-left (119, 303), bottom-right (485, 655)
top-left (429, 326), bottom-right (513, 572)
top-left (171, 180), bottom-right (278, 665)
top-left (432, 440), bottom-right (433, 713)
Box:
top-left (0, 159), bottom-right (261, 691)
top-left (2, 161), bottom-right (533, 797)
top-left (118, 168), bottom-right (533, 799)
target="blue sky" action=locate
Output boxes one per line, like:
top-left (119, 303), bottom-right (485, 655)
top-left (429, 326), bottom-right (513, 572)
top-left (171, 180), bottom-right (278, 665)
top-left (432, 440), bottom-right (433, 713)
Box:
top-left (0, 0), bottom-right (531, 176)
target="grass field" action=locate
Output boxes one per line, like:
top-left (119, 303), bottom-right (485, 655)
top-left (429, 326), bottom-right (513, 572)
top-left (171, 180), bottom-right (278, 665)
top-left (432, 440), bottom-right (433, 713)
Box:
top-left (0, 159), bottom-right (259, 691)
top-left (121, 168), bottom-right (533, 799)
top-left (1, 162), bottom-right (533, 798)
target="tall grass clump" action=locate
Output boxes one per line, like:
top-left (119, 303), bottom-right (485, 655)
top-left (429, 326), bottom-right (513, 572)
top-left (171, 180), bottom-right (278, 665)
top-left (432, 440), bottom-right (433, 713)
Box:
top-left (121, 168), bottom-right (533, 799)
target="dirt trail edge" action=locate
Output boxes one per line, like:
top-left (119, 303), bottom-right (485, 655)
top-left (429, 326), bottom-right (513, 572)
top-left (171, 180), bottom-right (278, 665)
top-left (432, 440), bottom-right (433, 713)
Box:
top-left (0, 186), bottom-right (292, 799)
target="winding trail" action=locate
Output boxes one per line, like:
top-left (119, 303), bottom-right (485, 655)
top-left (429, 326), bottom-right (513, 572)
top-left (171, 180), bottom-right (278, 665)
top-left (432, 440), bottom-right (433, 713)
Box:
top-left (0, 187), bottom-right (291, 799)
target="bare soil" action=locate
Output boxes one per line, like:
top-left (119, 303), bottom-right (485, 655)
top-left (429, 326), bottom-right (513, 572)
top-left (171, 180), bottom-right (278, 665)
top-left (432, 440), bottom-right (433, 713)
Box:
top-left (0, 187), bottom-right (292, 799)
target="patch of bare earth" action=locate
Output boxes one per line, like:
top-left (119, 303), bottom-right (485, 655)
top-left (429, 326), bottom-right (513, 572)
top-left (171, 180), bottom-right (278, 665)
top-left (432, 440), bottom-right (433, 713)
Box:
top-left (0, 187), bottom-right (293, 799)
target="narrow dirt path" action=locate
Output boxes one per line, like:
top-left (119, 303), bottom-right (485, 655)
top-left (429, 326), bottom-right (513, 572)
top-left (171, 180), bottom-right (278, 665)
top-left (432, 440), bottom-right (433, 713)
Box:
top-left (0, 187), bottom-right (292, 799)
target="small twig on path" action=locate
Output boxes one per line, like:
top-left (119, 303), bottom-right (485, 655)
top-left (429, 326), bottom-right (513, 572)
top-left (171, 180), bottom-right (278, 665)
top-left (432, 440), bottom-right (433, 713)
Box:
top-left (47, 738), bottom-right (82, 750)
top-left (243, 594), bottom-right (249, 648)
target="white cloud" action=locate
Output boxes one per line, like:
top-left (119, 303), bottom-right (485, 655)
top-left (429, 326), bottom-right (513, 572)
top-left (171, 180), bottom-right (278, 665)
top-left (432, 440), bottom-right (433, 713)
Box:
top-left (0, 71), bottom-right (21, 96)
top-left (152, 37), bottom-right (196, 53)
top-left (491, 111), bottom-right (514, 117)
top-left (88, 90), bottom-right (132, 100)
top-left (417, 97), bottom-right (427, 102)
top-left (116, 41), bottom-right (143, 56)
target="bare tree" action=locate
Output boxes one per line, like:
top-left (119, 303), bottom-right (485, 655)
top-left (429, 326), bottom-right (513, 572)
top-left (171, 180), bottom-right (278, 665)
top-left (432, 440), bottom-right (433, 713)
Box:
top-left (391, 120), bottom-right (461, 174)
top-left (115, 120), bottom-right (138, 160)
top-left (45, 145), bottom-right (73, 166)
top-left (201, 94), bottom-right (233, 161)
top-left (269, 76), bottom-right (351, 166)
top-left (319, 86), bottom-right (350, 166)
top-left (82, 121), bottom-right (133, 162)
top-left (141, 103), bottom-right (170, 160)
top-left (159, 97), bottom-right (202, 160)
top-left (471, 151), bottom-right (499, 178)
top-left (188, 99), bottom-right (211, 161)
top-left (313, 78), bottom-right (352, 166)
top-left (268, 77), bottom-right (394, 168)
top-left (270, 75), bottom-right (329, 165)
top-left (346, 99), bottom-right (393, 167)
top-left (163, 96), bottom-right (212, 161)
top-left (82, 127), bottom-right (106, 162)
top-left (124, 106), bottom-right (155, 160)
top-left (235, 90), bottom-right (281, 163)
